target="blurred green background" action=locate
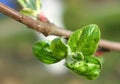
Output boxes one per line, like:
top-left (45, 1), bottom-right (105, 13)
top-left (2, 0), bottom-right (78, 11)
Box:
top-left (0, 0), bottom-right (120, 84)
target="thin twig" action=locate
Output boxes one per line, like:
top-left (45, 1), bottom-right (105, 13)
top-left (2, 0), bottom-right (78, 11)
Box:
top-left (0, 3), bottom-right (120, 52)
top-left (99, 40), bottom-right (120, 51)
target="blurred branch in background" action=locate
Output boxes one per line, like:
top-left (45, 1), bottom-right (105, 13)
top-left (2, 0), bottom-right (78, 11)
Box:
top-left (0, 2), bottom-right (120, 53)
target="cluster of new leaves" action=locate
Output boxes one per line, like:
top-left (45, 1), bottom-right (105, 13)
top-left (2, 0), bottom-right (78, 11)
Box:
top-left (18, 0), bottom-right (101, 80)
top-left (33, 24), bottom-right (102, 80)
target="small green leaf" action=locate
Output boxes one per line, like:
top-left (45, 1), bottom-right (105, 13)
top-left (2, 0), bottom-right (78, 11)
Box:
top-left (85, 56), bottom-right (102, 68)
top-left (36, 0), bottom-right (41, 12)
top-left (65, 54), bottom-right (101, 80)
top-left (18, 0), bottom-right (27, 8)
top-left (20, 8), bottom-right (34, 16)
top-left (67, 29), bottom-right (82, 52)
top-left (72, 52), bottom-right (84, 61)
top-left (50, 38), bottom-right (68, 60)
top-left (77, 24), bottom-right (101, 55)
top-left (18, 0), bottom-right (41, 18)
top-left (68, 24), bottom-right (100, 56)
top-left (25, 0), bottom-right (36, 9)
top-left (32, 41), bottom-right (59, 64)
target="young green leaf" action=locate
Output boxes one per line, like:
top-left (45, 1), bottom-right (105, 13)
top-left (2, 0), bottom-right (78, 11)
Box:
top-left (50, 38), bottom-right (68, 60)
top-left (18, 0), bottom-right (27, 8)
top-left (20, 8), bottom-right (34, 16)
top-left (77, 24), bottom-right (101, 56)
top-left (68, 24), bottom-right (101, 56)
top-left (85, 56), bottom-right (102, 68)
top-left (72, 52), bottom-right (84, 61)
top-left (36, 0), bottom-right (41, 13)
top-left (65, 54), bottom-right (101, 80)
top-left (18, 0), bottom-right (41, 18)
top-left (67, 29), bottom-right (82, 52)
top-left (32, 41), bottom-right (59, 64)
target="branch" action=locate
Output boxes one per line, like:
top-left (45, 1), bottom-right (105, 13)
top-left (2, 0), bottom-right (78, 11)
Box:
top-left (99, 40), bottom-right (120, 51)
top-left (0, 3), bottom-right (72, 37)
top-left (0, 3), bottom-right (120, 52)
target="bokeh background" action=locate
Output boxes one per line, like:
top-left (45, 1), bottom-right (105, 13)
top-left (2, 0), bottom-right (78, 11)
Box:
top-left (0, 0), bottom-right (120, 84)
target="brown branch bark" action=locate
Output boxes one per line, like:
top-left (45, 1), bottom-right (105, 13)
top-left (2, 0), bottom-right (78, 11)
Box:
top-left (0, 3), bottom-right (72, 37)
top-left (99, 40), bottom-right (120, 51)
top-left (0, 3), bottom-right (120, 52)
